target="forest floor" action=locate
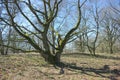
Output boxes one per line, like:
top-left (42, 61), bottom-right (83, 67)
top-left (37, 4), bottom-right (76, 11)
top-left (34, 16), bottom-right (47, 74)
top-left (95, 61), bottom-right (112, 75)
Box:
top-left (0, 52), bottom-right (120, 80)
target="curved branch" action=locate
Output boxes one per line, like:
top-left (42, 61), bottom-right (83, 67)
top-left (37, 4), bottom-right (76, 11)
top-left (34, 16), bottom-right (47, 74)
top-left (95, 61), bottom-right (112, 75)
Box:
top-left (4, 0), bottom-right (43, 53)
top-left (24, 0), bottom-right (45, 26)
top-left (15, 1), bottom-right (43, 34)
top-left (20, 26), bottom-right (43, 40)
top-left (60, 0), bottom-right (83, 49)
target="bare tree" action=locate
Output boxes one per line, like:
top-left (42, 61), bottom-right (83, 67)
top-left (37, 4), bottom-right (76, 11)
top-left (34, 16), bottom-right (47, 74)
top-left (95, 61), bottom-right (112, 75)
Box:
top-left (0, 0), bottom-right (87, 70)
top-left (75, 32), bottom-right (86, 52)
top-left (82, 2), bottom-right (101, 56)
top-left (102, 12), bottom-right (120, 54)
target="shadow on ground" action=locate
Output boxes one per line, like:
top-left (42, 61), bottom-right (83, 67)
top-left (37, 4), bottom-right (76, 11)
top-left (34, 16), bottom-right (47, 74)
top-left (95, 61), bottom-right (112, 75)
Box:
top-left (67, 63), bottom-right (120, 79)
top-left (40, 63), bottom-right (120, 80)
top-left (62, 53), bottom-right (120, 60)
top-left (45, 64), bottom-right (120, 80)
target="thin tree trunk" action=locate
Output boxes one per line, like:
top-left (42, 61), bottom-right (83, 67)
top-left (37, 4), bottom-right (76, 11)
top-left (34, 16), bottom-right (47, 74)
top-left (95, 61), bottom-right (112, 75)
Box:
top-left (0, 31), bottom-right (5, 55)
top-left (1, 47), bottom-right (4, 55)
top-left (93, 44), bottom-right (96, 56)
top-left (110, 43), bottom-right (113, 54)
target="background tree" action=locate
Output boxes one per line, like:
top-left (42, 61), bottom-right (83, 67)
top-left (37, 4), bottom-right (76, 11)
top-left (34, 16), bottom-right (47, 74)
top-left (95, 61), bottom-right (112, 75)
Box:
top-left (75, 1), bottom-right (102, 55)
top-left (99, 1), bottom-right (120, 54)
top-left (102, 16), bottom-right (120, 54)
top-left (0, 26), bottom-right (5, 55)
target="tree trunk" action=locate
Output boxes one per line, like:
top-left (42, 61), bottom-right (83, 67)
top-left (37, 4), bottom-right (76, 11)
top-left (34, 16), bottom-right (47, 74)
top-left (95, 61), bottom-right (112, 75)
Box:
top-left (54, 52), bottom-right (61, 66)
top-left (110, 45), bottom-right (113, 54)
top-left (0, 46), bottom-right (5, 55)
top-left (93, 45), bottom-right (96, 56)
top-left (41, 52), bottom-right (54, 64)
top-left (93, 50), bottom-right (95, 56)
top-left (40, 51), bottom-right (65, 74)
top-left (40, 51), bottom-right (62, 67)
top-left (109, 43), bottom-right (113, 54)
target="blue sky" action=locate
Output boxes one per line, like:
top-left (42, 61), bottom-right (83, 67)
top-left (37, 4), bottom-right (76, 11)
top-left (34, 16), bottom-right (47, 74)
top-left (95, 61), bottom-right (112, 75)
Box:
top-left (1, 0), bottom-right (120, 35)
top-left (0, 0), bottom-right (120, 49)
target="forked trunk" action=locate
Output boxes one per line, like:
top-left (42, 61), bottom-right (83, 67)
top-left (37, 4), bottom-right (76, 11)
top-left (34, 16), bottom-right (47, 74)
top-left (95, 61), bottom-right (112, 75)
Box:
top-left (40, 51), bottom-right (62, 67)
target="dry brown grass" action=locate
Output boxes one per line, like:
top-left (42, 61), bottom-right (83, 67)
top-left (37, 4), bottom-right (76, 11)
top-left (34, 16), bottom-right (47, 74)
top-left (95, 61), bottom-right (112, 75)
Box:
top-left (0, 52), bottom-right (120, 80)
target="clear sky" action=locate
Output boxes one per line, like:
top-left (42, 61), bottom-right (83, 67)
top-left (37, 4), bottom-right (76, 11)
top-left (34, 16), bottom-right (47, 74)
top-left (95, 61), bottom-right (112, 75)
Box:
top-left (87, 0), bottom-right (120, 7)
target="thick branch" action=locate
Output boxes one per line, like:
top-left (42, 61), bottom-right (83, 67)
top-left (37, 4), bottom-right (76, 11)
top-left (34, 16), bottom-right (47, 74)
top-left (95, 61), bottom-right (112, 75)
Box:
top-left (4, 0), bottom-right (43, 53)
top-left (0, 44), bottom-right (38, 53)
top-left (60, 0), bottom-right (82, 50)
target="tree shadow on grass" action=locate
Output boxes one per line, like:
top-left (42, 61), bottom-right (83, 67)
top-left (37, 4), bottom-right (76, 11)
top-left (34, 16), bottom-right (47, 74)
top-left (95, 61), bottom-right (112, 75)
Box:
top-left (64, 63), bottom-right (120, 80)
top-left (41, 64), bottom-right (120, 80)
top-left (62, 52), bottom-right (120, 60)
top-left (39, 62), bottom-right (120, 80)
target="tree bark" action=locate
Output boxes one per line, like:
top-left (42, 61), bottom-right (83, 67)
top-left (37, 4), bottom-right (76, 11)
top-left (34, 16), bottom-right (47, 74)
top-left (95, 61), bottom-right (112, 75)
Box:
top-left (110, 43), bottom-right (113, 54)
top-left (40, 50), bottom-right (63, 68)
top-left (0, 47), bottom-right (4, 55)
top-left (0, 31), bottom-right (5, 55)
top-left (54, 52), bottom-right (61, 66)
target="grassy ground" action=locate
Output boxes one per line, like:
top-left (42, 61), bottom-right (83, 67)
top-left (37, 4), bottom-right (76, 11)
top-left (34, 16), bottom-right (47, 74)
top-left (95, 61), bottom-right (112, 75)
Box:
top-left (0, 52), bottom-right (120, 80)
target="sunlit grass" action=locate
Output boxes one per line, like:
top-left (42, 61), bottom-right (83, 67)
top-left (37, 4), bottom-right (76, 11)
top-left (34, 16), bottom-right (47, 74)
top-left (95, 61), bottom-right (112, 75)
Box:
top-left (0, 52), bottom-right (120, 80)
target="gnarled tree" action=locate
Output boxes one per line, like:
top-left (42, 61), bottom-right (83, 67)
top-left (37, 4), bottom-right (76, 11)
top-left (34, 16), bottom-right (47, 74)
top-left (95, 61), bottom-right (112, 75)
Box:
top-left (0, 0), bottom-right (86, 67)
